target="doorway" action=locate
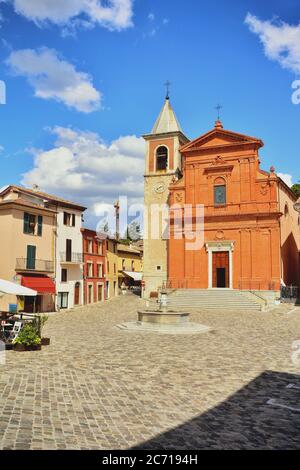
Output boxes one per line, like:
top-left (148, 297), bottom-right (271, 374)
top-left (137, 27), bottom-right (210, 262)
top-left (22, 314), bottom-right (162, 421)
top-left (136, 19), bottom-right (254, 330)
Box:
top-left (213, 252), bottom-right (229, 288)
top-left (97, 284), bottom-right (103, 302)
top-left (74, 282), bottom-right (80, 305)
top-left (88, 284), bottom-right (93, 304)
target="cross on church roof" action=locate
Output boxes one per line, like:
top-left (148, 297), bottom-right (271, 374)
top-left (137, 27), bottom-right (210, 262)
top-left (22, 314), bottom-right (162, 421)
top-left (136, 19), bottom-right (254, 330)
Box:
top-left (164, 80), bottom-right (171, 99)
top-left (215, 103), bottom-right (223, 121)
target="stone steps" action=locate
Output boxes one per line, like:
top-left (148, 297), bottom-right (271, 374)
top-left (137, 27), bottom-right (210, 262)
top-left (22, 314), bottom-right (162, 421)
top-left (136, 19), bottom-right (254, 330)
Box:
top-left (166, 289), bottom-right (263, 311)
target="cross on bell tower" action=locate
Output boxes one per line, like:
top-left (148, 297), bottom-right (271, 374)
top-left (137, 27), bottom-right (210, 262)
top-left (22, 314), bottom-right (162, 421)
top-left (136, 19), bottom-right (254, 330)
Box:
top-left (164, 80), bottom-right (171, 100)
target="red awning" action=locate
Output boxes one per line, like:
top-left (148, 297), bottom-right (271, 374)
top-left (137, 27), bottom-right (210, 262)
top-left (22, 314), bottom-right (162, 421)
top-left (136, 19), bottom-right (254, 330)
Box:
top-left (22, 276), bottom-right (56, 294)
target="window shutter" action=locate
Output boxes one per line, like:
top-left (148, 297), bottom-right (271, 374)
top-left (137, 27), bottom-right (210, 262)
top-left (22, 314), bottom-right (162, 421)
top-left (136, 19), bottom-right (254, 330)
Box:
top-left (26, 245), bottom-right (36, 270)
top-left (37, 215), bottom-right (43, 236)
top-left (24, 213), bottom-right (30, 233)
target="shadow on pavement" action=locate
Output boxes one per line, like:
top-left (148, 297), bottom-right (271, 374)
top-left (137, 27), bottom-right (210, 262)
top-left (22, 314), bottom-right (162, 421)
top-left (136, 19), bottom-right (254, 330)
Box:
top-left (132, 370), bottom-right (300, 450)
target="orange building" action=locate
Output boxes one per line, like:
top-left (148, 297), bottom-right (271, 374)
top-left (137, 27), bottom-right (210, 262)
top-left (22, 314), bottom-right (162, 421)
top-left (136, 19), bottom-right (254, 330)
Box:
top-left (143, 97), bottom-right (300, 299)
top-left (168, 119), bottom-right (299, 294)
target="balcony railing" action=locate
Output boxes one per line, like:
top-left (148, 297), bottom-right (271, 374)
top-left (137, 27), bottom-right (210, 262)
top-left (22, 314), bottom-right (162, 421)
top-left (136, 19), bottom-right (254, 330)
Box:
top-left (60, 252), bottom-right (83, 263)
top-left (16, 258), bottom-right (54, 272)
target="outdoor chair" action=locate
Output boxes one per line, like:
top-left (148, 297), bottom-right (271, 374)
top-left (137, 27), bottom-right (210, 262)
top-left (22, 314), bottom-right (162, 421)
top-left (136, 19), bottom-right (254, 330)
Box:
top-left (7, 321), bottom-right (23, 343)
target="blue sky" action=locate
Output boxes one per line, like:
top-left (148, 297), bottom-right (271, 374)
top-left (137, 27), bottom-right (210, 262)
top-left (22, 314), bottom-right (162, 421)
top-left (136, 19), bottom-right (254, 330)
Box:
top-left (0, 0), bottom-right (299, 226)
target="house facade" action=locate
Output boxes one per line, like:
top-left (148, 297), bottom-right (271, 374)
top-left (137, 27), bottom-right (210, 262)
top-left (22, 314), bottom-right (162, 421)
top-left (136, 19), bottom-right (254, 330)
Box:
top-left (143, 98), bottom-right (300, 299)
top-left (0, 185), bottom-right (86, 312)
top-left (117, 243), bottom-right (143, 288)
top-left (0, 186), bottom-right (56, 312)
top-left (82, 228), bottom-right (106, 304)
top-left (55, 205), bottom-right (86, 310)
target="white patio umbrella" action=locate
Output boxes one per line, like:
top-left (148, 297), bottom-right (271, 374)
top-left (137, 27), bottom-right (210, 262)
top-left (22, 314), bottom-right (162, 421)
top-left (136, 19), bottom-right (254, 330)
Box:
top-left (0, 279), bottom-right (37, 297)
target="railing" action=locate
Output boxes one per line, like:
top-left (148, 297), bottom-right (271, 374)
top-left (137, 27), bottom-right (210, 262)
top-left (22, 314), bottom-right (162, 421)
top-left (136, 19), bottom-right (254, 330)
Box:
top-left (163, 279), bottom-right (279, 291)
top-left (281, 285), bottom-right (298, 300)
top-left (162, 279), bottom-right (189, 290)
top-left (238, 280), bottom-right (277, 291)
top-left (16, 258), bottom-right (54, 272)
top-left (60, 252), bottom-right (83, 263)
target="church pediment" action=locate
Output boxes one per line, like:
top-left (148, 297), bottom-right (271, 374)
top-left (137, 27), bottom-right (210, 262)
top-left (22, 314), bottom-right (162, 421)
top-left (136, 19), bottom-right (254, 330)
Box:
top-left (180, 127), bottom-right (263, 153)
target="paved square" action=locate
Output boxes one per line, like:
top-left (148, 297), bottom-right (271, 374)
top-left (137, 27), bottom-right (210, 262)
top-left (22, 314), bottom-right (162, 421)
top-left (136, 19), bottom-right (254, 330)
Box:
top-left (1, 295), bottom-right (300, 449)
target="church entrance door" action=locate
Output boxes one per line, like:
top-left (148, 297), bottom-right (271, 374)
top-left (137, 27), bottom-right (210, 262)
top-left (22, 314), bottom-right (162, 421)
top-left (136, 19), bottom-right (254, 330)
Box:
top-left (212, 252), bottom-right (229, 288)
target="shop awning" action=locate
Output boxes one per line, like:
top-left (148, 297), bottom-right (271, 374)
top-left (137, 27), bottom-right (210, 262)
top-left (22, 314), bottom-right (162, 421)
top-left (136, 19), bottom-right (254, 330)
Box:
top-left (0, 278), bottom-right (37, 296)
top-left (123, 271), bottom-right (142, 282)
top-left (22, 276), bottom-right (56, 294)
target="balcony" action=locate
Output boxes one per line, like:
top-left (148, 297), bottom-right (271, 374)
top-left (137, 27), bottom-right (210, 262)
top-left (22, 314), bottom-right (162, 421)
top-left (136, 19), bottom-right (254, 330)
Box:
top-left (60, 252), bottom-right (83, 264)
top-left (16, 258), bottom-right (54, 273)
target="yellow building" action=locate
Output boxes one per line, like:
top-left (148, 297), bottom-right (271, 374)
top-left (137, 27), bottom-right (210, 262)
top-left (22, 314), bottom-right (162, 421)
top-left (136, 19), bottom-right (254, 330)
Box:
top-left (106, 238), bottom-right (118, 298)
top-left (117, 243), bottom-right (143, 288)
top-left (0, 186), bottom-right (57, 312)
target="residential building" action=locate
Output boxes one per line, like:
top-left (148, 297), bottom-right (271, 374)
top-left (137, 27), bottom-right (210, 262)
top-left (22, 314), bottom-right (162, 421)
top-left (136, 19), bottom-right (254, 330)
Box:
top-left (0, 185), bottom-right (86, 311)
top-left (106, 238), bottom-right (118, 299)
top-left (0, 186), bottom-right (56, 312)
top-left (82, 228), bottom-right (106, 304)
top-left (117, 243), bottom-right (143, 288)
top-left (143, 97), bottom-right (300, 301)
top-left (55, 202), bottom-right (86, 310)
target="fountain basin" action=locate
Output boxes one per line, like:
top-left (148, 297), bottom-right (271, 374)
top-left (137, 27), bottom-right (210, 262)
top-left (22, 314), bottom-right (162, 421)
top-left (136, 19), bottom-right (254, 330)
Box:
top-left (117, 308), bottom-right (212, 335)
top-left (138, 309), bottom-right (190, 325)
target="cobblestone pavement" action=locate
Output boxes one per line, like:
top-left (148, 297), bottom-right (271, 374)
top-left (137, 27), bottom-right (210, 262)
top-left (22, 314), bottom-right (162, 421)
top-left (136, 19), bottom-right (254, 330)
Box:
top-left (1, 295), bottom-right (300, 450)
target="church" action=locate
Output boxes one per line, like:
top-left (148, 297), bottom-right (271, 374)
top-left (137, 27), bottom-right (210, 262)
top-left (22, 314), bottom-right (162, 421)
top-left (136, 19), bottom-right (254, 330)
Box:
top-left (143, 95), bottom-right (300, 301)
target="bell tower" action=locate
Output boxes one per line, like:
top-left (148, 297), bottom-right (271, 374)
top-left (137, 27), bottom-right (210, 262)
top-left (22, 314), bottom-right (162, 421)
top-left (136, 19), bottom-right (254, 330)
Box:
top-left (142, 94), bottom-right (189, 298)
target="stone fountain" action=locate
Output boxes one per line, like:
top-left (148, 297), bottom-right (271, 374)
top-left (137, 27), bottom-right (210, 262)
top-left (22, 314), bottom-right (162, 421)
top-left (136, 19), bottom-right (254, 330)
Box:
top-left (117, 289), bottom-right (211, 335)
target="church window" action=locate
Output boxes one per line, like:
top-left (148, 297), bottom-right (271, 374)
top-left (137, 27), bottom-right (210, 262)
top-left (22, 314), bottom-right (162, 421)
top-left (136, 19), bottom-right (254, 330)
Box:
top-left (156, 146), bottom-right (168, 171)
top-left (214, 178), bottom-right (226, 206)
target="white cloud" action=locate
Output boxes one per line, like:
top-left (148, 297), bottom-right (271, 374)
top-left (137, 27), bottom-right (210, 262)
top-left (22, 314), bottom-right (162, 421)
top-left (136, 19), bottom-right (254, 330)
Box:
top-left (6, 47), bottom-right (101, 113)
top-left (277, 173), bottom-right (293, 187)
top-left (8, 0), bottom-right (133, 32)
top-left (245, 13), bottom-right (300, 74)
top-left (22, 127), bottom-right (145, 215)
top-left (148, 13), bottom-right (155, 21)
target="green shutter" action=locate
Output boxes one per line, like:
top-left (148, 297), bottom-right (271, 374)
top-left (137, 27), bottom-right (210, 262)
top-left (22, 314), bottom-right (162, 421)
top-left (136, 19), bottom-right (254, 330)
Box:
top-left (24, 213), bottom-right (30, 233)
top-left (37, 215), bottom-right (43, 236)
top-left (26, 245), bottom-right (36, 270)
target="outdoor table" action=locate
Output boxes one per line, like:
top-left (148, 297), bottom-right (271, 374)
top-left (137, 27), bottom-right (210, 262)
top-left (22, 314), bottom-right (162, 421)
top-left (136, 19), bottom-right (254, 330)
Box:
top-left (1, 322), bottom-right (13, 342)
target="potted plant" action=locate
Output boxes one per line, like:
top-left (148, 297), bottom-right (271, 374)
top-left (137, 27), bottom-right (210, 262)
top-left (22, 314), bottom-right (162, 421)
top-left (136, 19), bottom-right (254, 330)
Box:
top-left (13, 323), bottom-right (41, 351)
top-left (39, 315), bottom-right (50, 346)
